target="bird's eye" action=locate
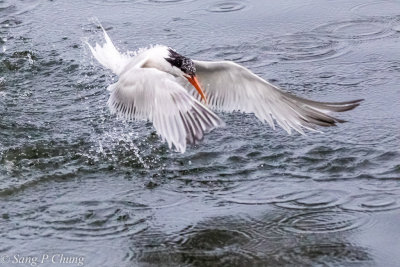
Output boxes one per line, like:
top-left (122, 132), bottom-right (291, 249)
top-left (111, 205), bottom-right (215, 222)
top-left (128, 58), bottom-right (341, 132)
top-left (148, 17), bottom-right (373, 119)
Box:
top-left (165, 56), bottom-right (183, 70)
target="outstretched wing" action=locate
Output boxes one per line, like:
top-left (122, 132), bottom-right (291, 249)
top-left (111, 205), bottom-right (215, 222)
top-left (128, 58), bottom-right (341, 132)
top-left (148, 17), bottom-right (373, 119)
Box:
top-left (108, 67), bottom-right (224, 152)
top-left (193, 60), bottom-right (363, 134)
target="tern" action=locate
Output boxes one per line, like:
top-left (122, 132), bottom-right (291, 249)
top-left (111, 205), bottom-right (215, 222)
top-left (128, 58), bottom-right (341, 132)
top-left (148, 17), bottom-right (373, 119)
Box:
top-left (87, 27), bottom-right (363, 153)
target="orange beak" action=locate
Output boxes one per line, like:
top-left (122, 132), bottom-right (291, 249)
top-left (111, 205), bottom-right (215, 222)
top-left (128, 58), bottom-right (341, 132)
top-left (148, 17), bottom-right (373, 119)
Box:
top-left (186, 75), bottom-right (207, 104)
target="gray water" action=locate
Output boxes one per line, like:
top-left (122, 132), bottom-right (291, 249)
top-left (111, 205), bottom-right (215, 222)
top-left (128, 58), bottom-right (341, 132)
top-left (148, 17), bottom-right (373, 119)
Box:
top-left (0, 0), bottom-right (399, 266)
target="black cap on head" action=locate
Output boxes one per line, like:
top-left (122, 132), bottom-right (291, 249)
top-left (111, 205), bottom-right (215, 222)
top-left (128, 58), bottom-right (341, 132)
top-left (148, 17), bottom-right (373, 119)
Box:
top-left (165, 48), bottom-right (196, 76)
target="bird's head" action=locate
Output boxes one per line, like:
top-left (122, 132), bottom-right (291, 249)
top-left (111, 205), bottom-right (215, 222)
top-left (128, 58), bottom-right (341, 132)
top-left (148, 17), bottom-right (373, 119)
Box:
top-left (165, 48), bottom-right (207, 103)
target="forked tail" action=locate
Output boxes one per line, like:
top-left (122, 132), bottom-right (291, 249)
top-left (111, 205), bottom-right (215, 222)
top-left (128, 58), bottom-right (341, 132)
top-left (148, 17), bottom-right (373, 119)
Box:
top-left (86, 25), bottom-right (130, 76)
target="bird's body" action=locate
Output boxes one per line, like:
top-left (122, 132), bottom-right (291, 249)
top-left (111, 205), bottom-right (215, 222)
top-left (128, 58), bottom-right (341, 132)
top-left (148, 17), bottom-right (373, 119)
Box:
top-left (87, 27), bottom-right (362, 153)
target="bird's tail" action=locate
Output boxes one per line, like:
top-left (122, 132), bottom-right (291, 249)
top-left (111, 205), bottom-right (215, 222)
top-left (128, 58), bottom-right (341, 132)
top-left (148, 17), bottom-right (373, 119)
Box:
top-left (86, 25), bottom-right (130, 76)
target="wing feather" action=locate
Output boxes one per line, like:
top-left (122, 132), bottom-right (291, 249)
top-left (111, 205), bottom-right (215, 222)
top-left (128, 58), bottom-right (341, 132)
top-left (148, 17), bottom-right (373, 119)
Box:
top-left (107, 68), bottom-right (224, 152)
top-left (193, 60), bottom-right (363, 134)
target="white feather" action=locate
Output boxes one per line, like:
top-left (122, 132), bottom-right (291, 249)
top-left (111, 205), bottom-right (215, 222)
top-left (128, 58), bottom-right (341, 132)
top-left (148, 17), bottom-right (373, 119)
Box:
top-left (193, 60), bottom-right (362, 134)
top-left (107, 68), bottom-right (224, 152)
top-left (86, 27), bottom-right (130, 75)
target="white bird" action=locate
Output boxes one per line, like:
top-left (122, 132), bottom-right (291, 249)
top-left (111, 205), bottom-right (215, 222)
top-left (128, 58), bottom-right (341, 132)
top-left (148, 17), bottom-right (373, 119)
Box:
top-left (87, 27), bottom-right (363, 153)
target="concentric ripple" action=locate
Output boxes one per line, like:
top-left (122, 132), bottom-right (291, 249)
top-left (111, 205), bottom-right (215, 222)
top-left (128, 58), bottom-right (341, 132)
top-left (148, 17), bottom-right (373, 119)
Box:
top-left (147, 0), bottom-right (195, 3)
top-left (351, 1), bottom-right (400, 17)
top-left (261, 33), bottom-right (348, 63)
top-left (360, 180), bottom-right (400, 192)
top-left (128, 214), bottom-right (263, 265)
top-left (342, 193), bottom-right (400, 212)
top-left (273, 189), bottom-right (348, 210)
top-left (87, 0), bottom-right (140, 6)
top-left (192, 45), bottom-right (258, 63)
top-left (88, 0), bottom-right (195, 6)
top-left (279, 211), bottom-right (368, 234)
top-left (7, 200), bottom-right (150, 241)
top-left (207, 1), bottom-right (247, 13)
top-left (282, 242), bottom-right (372, 265)
top-left (315, 19), bottom-right (394, 41)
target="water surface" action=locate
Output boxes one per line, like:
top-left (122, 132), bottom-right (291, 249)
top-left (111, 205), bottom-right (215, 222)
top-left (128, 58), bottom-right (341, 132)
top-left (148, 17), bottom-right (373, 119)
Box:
top-left (0, 0), bottom-right (399, 266)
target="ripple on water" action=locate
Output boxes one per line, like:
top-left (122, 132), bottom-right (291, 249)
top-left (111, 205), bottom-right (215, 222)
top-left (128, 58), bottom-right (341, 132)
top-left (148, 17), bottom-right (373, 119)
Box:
top-left (351, 1), bottom-right (400, 17)
top-left (146, 0), bottom-right (196, 4)
top-left (360, 180), bottom-right (400, 193)
top-left (0, 4), bottom-right (17, 17)
top-left (88, 0), bottom-right (197, 7)
top-left (179, 228), bottom-right (251, 250)
top-left (279, 210), bottom-right (368, 234)
top-left (0, 140), bottom-right (78, 188)
top-left (123, 188), bottom-right (191, 209)
top-left (134, 212), bottom-right (372, 265)
top-left (7, 200), bottom-right (150, 241)
top-left (87, 0), bottom-right (140, 6)
top-left (336, 129), bottom-right (397, 146)
top-left (135, 216), bottom-right (259, 265)
top-left (342, 193), bottom-right (400, 212)
top-left (0, 1), bottom-right (38, 27)
top-left (192, 45), bottom-right (258, 63)
top-left (220, 180), bottom-right (297, 205)
top-left (281, 242), bottom-right (372, 265)
top-left (207, 1), bottom-right (247, 13)
top-left (260, 33), bottom-right (348, 63)
top-left (166, 17), bottom-right (197, 28)
top-left (315, 18), bottom-right (395, 41)
top-left (162, 17), bottom-right (200, 42)
top-left (273, 189), bottom-right (349, 210)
